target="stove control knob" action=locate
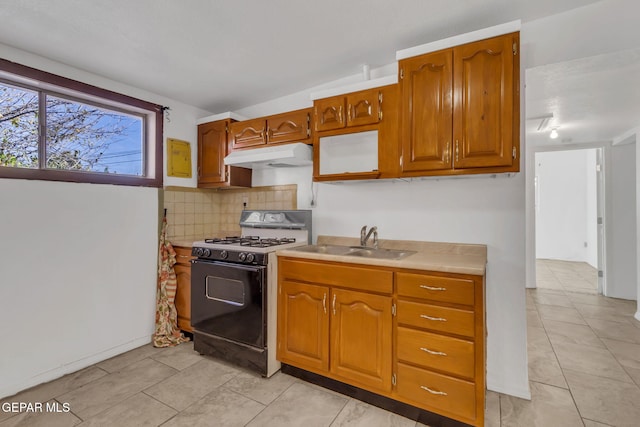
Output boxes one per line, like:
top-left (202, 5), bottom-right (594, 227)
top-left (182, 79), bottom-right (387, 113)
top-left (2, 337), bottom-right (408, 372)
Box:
top-left (195, 248), bottom-right (204, 257)
top-left (203, 248), bottom-right (211, 257)
top-left (238, 252), bottom-right (247, 262)
top-left (246, 253), bottom-right (255, 263)
top-left (220, 250), bottom-right (228, 259)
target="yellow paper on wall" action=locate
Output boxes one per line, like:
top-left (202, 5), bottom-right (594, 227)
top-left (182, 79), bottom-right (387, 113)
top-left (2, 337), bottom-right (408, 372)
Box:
top-left (167, 138), bottom-right (192, 178)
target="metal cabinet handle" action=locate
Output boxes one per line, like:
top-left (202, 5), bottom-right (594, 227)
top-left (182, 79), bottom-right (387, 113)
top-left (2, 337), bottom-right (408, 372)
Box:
top-left (338, 105), bottom-right (343, 124)
top-left (455, 139), bottom-right (459, 162)
top-left (322, 293), bottom-right (327, 314)
top-left (420, 385), bottom-right (448, 396)
top-left (420, 347), bottom-right (447, 356)
top-left (420, 314), bottom-right (447, 322)
top-left (419, 285), bottom-right (446, 291)
top-left (347, 104), bottom-right (353, 122)
top-left (332, 294), bottom-right (337, 316)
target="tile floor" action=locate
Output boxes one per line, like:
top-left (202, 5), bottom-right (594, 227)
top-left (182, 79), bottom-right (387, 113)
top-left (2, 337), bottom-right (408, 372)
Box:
top-left (1, 260), bottom-right (637, 427)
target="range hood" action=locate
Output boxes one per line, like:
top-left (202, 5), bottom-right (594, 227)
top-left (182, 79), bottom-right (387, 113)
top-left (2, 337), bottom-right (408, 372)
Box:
top-left (224, 143), bottom-right (313, 169)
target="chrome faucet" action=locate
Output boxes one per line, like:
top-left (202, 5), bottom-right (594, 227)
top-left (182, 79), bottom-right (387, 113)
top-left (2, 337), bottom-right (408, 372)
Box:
top-left (360, 225), bottom-right (378, 249)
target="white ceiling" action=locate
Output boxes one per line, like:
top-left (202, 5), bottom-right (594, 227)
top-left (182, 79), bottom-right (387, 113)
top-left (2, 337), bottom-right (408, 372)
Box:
top-left (1, 0), bottom-right (638, 147)
top-left (526, 48), bottom-right (640, 147)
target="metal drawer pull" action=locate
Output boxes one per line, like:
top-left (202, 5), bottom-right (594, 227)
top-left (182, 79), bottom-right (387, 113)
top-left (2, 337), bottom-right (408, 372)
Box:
top-left (420, 315), bottom-right (447, 322)
top-left (322, 293), bottom-right (327, 314)
top-left (332, 294), bottom-right (337, 315)
top-left (420, 347), bottom-right (447, 356)
top-left (420, 385), bottom-right (448, 396)
top-left (419, 285), bottom-right (446, 291)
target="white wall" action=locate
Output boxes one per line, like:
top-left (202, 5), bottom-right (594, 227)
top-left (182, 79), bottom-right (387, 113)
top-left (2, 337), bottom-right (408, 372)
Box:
top-left (609, 142), bottom-right (637, 300)
top-left (0, 45), bottom-right (210, 398)
top-left (535, 149), bottom-right (597, 266)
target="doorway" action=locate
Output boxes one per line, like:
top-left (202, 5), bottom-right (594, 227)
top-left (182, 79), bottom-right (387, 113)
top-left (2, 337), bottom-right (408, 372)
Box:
top-left (534, 148), bottom-right (603, 295)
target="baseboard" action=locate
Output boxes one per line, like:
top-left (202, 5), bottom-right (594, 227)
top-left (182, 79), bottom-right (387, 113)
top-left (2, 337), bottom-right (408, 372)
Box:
top-left (0, 335), bottom-right (151, 399)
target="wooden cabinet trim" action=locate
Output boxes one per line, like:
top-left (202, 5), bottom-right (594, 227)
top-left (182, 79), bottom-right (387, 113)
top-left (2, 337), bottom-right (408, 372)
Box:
top-left (396, 300), bottom-right (475, 338)
top-left (396, 363), bottom-right (476, 422)
top-left (397, 326), bottom-right (474, 380)
top-left (279, 258), bottom-right (393, 294)
top-left (396, 272), bottom-right (475, 306)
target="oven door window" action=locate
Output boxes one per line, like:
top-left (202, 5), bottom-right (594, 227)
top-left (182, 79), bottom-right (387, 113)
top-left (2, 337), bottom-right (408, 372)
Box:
top-left (191, 260), bottom-right (266, 348)
top-left (206, 276), bottom-right (245, 306)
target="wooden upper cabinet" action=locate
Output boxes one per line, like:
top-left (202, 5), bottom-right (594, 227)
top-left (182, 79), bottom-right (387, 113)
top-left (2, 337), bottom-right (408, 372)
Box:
top-left (315, 88), bottom-right (382, 132)
top-left (229, 118), bottom-right (266, 149)
top-left (453, 33), bottom-right (517, 169)
top-left (400, 50), bottom-right (453, 172)
top-left (330, 288), bottom-right (392, 393)
top-left (229, 109), bottom-right (311, 149)
top-left (198, 120), bottom-right (228, 186)
top-left (315, 97), bottom-right (346, 131)
top-left (399, 32), bottom-right (519, 176)
top-left (197, 119), bottom-right (252, 188)
top-left (266, 109), bottom-right (311, 145)
top-left (346, 90), bottom-right (381, 127)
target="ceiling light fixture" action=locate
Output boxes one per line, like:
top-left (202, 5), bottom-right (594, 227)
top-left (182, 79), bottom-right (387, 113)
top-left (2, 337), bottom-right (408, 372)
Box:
top-left (550, 128), bottom-right (559, 139)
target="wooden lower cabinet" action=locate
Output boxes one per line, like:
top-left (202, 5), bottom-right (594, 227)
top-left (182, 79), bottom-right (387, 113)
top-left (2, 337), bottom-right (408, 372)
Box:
top-left (173, 246), bottom-right (194, 333)
top-left (277, 280), bottom-right (329, 372)
top-left (277, 256), bottom-right (486, 427)
top-left (330, 288), bottom-right (392, 392)
top-left (396, 363), bottom-right (476, 421)
top-left (277, 258), bottom-right (393, 395)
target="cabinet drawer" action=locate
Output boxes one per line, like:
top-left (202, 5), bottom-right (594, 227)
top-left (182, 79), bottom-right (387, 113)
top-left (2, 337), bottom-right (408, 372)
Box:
top-left (397, 300), bottom-right (474, 338)
top-left (279, 258), bottom-right (392, 294)
top-left (397, 327), bottom-right (474, 379)
top-left (174, 246), bottom-right (195, 265)
top-left (396, 363), bottom-right (476, 421)
top-left (397, 272), bottom-right (474, 305)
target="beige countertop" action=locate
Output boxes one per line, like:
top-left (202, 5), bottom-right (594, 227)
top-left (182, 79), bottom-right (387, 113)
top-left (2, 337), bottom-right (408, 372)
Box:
top-left (276, 235), bottom-right (487, 276)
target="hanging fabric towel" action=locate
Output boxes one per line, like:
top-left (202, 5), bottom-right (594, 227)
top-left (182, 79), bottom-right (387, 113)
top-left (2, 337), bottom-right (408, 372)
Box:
top-left (152, 215), bottom-right (189, 347)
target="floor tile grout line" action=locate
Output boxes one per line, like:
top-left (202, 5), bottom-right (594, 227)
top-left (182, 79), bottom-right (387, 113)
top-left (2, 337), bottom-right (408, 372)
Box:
top-left (51, 397), bottom-right (83, 423)
top-left (140, 389), bottom-right (183, 414)
top-left (327, 396), bottom-right (351, 427)
top-left (240, 378), bottom-right (299, 426)
top-left (535, 291), bottom-right (588, 421)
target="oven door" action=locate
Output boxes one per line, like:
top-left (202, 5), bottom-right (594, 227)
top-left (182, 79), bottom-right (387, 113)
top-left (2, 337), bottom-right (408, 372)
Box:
top-left (191, 259), bottom-right (266, 349)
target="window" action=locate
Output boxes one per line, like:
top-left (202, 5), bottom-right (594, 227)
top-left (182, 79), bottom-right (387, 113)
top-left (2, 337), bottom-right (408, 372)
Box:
top-left (0, 59), bottom-right (163, 187)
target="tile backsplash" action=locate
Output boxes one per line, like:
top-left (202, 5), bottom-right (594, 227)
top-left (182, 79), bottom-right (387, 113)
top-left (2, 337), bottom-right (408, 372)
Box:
top-left (163, 185), bottom-right (297, 243)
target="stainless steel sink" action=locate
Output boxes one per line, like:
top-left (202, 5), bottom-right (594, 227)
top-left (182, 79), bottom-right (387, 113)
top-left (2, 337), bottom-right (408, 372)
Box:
top-left (290, 244), bottom-right (416, 260)
top-left (347, 247), bottom-right (416, 260)
top-left (290, 244), bottom-right (355, 256)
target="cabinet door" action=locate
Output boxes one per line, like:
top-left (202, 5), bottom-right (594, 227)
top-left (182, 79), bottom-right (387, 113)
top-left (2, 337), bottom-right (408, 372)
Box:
top-left (229, 118), bottom-right (266, 149)
top-left (174, 263), bottom-right (193, 333)
top-left (277, 280), bottom-right (329, 372)
top-left (315, 96), bottom-right (346, 132)
top-left (267, 109), bottom-right (311, 144)
top-left (346, 89), bottom-right (381, 127)
top-left (330, 288), bottom-right (392, 392)
top-left (399, 50), bottom-right (453, 173)
top-left (453, 33), bottom-right (516, 169)
top-left (197, 120), bottom-right (228, 186)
